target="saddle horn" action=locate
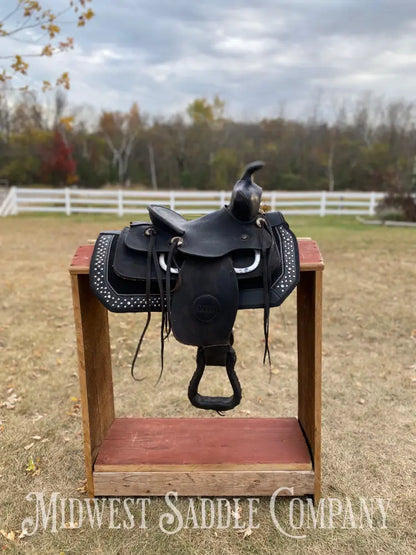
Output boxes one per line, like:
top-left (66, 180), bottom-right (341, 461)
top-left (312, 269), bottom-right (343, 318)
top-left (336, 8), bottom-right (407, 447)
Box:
top-left (228, 161), bottom-right (265, 222)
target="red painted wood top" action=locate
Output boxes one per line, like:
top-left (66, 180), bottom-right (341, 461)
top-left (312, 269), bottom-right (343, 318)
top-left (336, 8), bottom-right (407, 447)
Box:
top-left (69, 238), bottom-right (323, 275)
top-left (94, 417), bottom-right (312, 471)
top-left (297, 238), bottom-right (324, 271)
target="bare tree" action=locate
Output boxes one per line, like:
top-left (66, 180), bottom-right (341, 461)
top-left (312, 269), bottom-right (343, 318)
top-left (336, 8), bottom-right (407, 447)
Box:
top-left (99, 103), bottom-right (141, 186)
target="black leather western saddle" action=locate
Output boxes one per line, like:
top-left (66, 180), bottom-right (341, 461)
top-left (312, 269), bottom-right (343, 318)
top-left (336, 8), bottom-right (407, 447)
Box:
top-left (90, 162), bottom-right (299, 411)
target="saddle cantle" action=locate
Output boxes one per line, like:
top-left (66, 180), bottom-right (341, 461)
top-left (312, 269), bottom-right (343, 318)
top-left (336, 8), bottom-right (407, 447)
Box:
top-left (90, 161), bottom-right (300, 411)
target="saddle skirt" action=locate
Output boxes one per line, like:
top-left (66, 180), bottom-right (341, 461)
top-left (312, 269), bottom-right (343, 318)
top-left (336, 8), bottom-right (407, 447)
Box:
top-left (90, 161), bottom-right (300, 411)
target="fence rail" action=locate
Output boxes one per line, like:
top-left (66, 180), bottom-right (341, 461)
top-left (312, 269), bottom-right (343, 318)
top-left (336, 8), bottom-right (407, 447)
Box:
top-left (0, 187), bottom-right (386, 218)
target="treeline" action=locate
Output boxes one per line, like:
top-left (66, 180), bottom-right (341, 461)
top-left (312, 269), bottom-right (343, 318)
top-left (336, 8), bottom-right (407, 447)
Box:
top-left (0, 91), bottom-right (415, 192)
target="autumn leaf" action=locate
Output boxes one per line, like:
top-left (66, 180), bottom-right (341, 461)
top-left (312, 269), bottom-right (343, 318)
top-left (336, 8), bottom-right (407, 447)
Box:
top-left (76, 479), bottom-right (88, 493)
top-left (237, 527), bottom-right (253, 539)
top-left (26, 456), bottom-right (41, 476)
top-left (0, 392), bottom-right (21, 409)
top-left (63, 521), bottom-right (80, 529)
top-left (56, 72), bottom-right (70, 90)
top-left (0, 529), bottom-right (16, 542)
top-left (59, 116), bottom-right (75, 131)
top-left (0, 70), bottom-right (12, 82)
top-left (42, 23), bottom-right (61, 38)
top-left (59, 37), bottom-right (74, 50)
top-left (18, 529), bottom-right (29, 540)
top-left (42, 80), bottom-right (52, 92)
top-left (41, 44), bottom-right (54, 56)
top-left (11, 55), bottom-right (29, 75)
top-left (68, 396), bottom-right (81, 416)
top-left (23, 2), bottom-right (42, 18)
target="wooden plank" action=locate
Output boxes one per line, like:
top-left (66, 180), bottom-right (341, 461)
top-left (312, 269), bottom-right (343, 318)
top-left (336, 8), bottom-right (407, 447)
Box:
top-left (71, 273), bottom-right (115, 496)
top-left (69, 244), bottom-right (94, 275)
top-left (298, 239), bottom-right (324, 271)
top-left (69, 239), bottom-right (324, 275)
top-left (95, 462), bottom-right (310, 472)
top-left (93, 470), bottom-right (315, 497)
top-left (297, 270), bottom-right (322, 501)
top-left (94, 418), bottom-right (312, 472)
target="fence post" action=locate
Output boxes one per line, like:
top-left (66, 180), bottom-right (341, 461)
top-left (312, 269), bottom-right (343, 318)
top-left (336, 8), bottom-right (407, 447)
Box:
top-left (65, 187), bottom-right (71, 216)
top-left (0, 186), bottom-right (14, 216)
top-left (170, 191), bottom-right (175, 210)
top-left (369, 192), bottom-right (377, 216)
top-left (118, 189), bottom-right (124, 217)
top-left (220, 190), bottom-right (226, 208)
top-left (271, 191), bottom-right (276, 211)
top-left (320, 191), bottom-right (326, 217)
top-left (11, 186), bottom-right (18, 215)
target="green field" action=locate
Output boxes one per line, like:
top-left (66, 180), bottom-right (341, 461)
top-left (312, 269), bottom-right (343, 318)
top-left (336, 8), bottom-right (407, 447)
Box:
top-left (0, 215), bottom-right (415, 554)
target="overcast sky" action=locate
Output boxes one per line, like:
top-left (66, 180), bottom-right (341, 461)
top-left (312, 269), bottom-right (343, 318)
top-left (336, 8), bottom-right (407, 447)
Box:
top-left (2, 0), bottom-right (416, 121)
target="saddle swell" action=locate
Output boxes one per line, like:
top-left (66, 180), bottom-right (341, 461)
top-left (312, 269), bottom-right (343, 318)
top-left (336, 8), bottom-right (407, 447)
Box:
top-left (228, 160), bottom-right (264, 221)
top-left (89, 161), bottom-right (300, 411)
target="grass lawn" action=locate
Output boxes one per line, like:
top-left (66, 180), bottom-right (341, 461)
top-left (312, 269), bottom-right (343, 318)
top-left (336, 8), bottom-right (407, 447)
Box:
top-left (0, 214), bottom-right (415, 554)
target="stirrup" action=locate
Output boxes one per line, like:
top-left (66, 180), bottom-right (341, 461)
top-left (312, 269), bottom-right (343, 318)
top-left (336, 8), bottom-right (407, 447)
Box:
top-left (188, 345), bottom-right (242, 411)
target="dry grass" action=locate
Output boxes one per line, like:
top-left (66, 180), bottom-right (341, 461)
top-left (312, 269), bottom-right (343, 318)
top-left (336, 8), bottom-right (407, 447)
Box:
top-left (0, 214), bottom-right (415, 554)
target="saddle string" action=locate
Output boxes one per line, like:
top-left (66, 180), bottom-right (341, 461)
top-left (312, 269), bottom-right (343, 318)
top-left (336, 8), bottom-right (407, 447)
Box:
top-left (130, 228), bottom-right (156, 381)
top-left (131, 231), bottom-right (182, 385)
top-left (164, 237), bottom-right (181, 341)
top-left (150, 232), bottom-right (168, 385)
top-left (259, 217), bottom-right (274, 368)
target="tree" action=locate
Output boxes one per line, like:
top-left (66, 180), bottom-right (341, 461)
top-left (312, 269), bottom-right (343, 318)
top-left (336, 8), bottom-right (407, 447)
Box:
top-left (99, 103), bottom-right (142, 186)
top-left (41, 129), bottom-right (77, 186)
top-left (0, 85), bottom-right (11, 142)
top-left (0, 0), bottom-right (94, 89)
top-left (71, 124), bottom-right (110, 188)
top-left (187, 95), bottom-right (225, 125)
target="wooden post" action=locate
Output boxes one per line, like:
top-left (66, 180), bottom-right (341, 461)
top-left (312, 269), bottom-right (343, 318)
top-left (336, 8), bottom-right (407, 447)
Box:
top-left (70, 266), bottom-right (115, 496)
top-left (297, 268), bottom-right (322, 501)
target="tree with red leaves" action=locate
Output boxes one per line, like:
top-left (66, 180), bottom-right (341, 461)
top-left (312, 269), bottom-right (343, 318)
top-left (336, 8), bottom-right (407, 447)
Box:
top-left (41, 130), bottom-right (77, 186)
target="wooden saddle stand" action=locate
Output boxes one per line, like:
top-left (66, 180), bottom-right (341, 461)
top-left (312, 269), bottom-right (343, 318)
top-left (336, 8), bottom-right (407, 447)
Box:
top-left (69, 237), bottom-right (323, 501)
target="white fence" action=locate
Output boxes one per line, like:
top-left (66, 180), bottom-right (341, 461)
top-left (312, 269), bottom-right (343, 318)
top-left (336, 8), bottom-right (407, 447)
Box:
top-left (0, 186), bottom-right (385, 218)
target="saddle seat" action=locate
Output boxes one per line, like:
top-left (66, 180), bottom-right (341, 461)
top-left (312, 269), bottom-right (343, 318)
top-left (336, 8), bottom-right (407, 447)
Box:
top-left (112, 208), bottom-right (285, 307)
top-left (127, 205), bottom-right (274, 258)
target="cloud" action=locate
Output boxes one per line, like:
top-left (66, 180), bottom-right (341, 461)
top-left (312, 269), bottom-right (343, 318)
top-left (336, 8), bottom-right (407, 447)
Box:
top-left (2, 0), bottom-right (416, 120)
